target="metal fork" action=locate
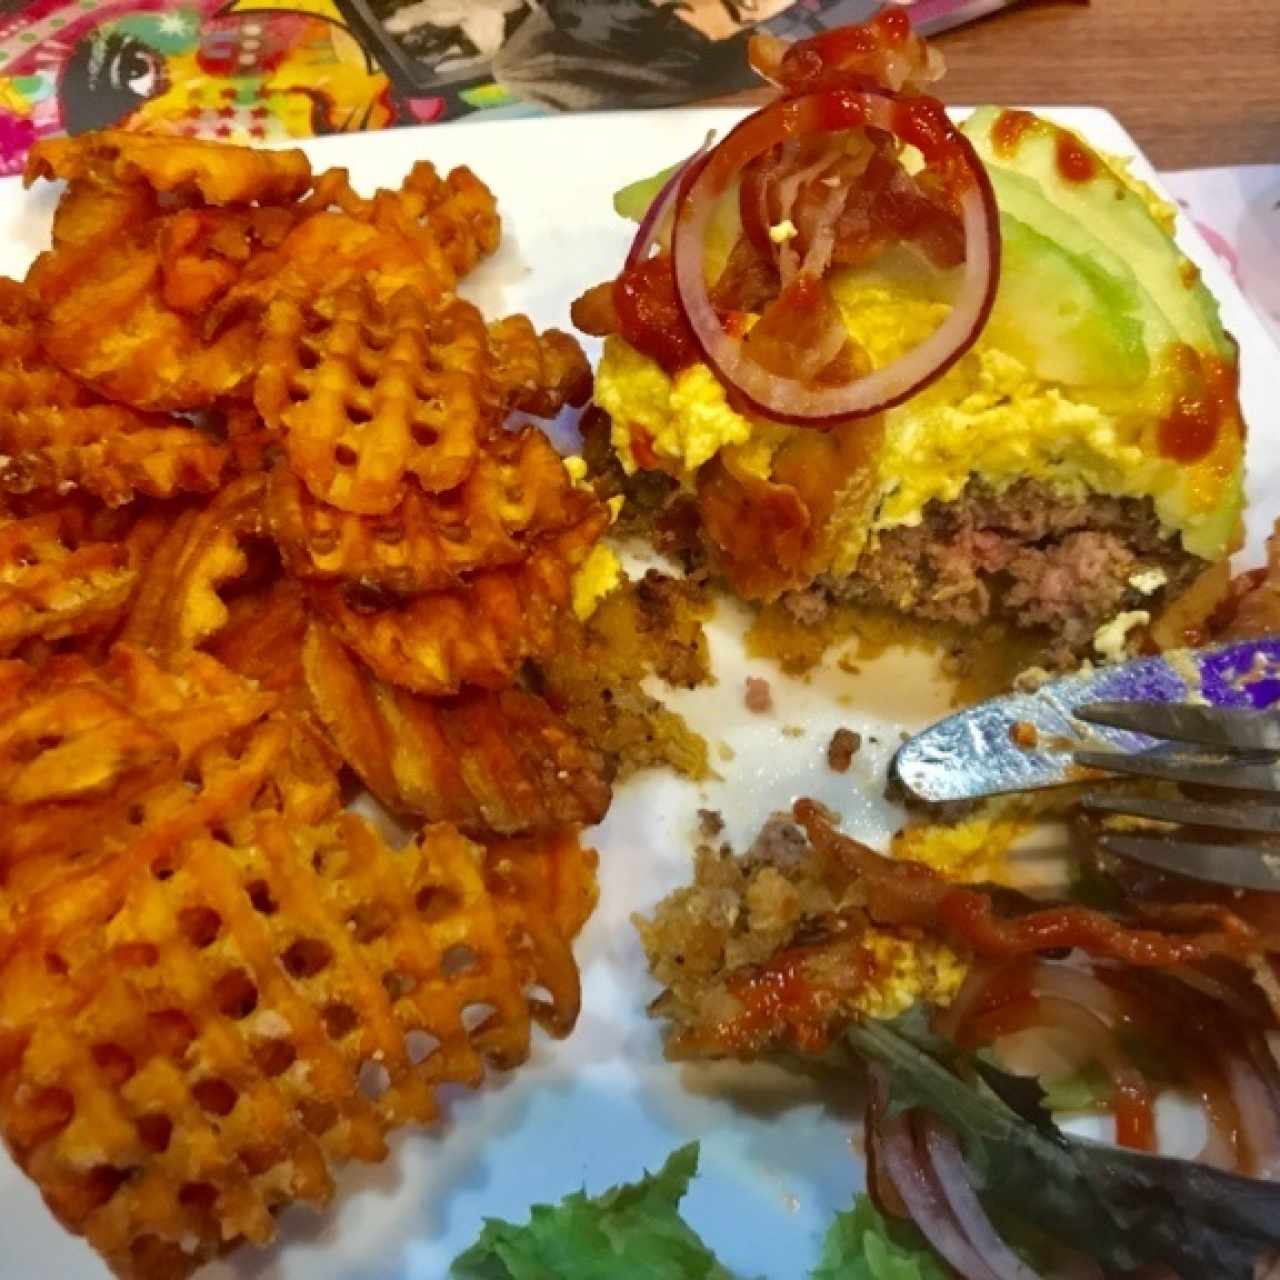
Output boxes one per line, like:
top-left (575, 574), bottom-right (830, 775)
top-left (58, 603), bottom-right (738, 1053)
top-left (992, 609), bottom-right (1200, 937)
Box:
top-left (1074, 700), bottom-right (1280, 893)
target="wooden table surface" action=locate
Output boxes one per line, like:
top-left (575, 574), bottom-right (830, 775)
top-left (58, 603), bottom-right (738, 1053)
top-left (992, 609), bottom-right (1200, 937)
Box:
top-left (713, 0), bottom-right (1280, 172)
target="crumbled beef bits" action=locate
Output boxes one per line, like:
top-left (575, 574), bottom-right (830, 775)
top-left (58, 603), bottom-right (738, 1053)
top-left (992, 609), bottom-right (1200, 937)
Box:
top-left (826, 727), bottom-right (862, 772)
top-left (697, 808), bottom-right (725, 838)
top-left (744, 675), bottom-right (773, 713)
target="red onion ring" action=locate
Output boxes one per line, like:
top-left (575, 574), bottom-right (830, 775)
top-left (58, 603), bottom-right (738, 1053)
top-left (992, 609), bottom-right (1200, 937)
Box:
top-left (671, 86), bottom-right (999, 425)
top-left (920, 1114), bottom-right (1046, 1280)
top-left (626, 132), bottom-right (716, 270)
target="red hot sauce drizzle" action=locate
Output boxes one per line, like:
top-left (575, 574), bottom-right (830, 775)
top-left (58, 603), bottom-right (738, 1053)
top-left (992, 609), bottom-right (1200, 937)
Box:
top-left (612, 254), bottom-right (699, 374)
top-left (990, 108), bottom-right (1036, 158)
top-left (1157, 344), bottom-right (1243, 464)
top-left (1054, 128), bottom-right (1098, 183)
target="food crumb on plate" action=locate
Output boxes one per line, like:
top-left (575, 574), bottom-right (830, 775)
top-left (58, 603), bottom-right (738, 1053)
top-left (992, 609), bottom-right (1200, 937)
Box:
top-left (1009, 720), bottom-right (1039, 750)
top-left (744, 675), bottom-right (773, 713)
top-left (697, 808), bottom-right (725, 838)
top-left (826, 727), bottom-right (862, 772)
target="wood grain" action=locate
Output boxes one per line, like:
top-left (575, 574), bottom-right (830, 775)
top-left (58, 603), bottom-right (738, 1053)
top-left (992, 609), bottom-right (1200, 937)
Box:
top-left (707, 0), bottom-right (1280, 171)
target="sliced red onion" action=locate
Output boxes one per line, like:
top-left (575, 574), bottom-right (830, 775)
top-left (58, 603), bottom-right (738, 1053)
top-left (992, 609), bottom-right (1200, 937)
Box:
top-left (671, 87), bottom-right (999, 425)
top-left (1031, 995), bottom-right (1153, 1149)
top-left (873, 1072), bottom-right (1009, 1280)
top-left (920, 1115), bottom-right (1046, 1280)
top-left (626, 131), bottom-right (716, 270)
top-left (1225, 1041), bottom-right (1280, 1179)
top-left (1168, 965), bottom-right (1265, 1020)
top-left (1029, 963), bottom-right (1127, 1026)
top-left (1196, 1081), bottom-right (1240, 1173)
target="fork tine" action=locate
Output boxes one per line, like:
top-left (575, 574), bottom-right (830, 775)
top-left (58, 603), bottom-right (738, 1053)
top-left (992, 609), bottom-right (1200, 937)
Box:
top-left (1076, 701), bottom-right (1280, 750)
top-left (1072, 748), bottom-right (1280, 793)
top-left (1082, 790), bottom-right (1280, 833)
top-left (1099, 832), bottom-right (1280, 893)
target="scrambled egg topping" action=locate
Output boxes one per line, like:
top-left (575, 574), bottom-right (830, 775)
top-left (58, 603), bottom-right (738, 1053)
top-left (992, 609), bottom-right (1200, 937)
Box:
top-left (571, 543), bottom-right (624, 621)
top-left (892, 796), bottom-right (1041, 885)
top-left (855, 928), bottom-right (968, 1020)
top-left (594, 339), bottom-right (784, 481)
top-left (594, 272), bottom-right (1241, 564)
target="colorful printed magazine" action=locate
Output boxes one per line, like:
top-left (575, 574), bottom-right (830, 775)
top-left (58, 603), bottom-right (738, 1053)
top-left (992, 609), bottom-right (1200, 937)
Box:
top-left (0, 0), bottom-right (1027, 174)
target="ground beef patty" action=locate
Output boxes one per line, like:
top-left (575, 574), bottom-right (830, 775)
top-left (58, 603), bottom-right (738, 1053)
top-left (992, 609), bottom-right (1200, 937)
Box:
top-left (822, 479), bottom-right (1203, 660)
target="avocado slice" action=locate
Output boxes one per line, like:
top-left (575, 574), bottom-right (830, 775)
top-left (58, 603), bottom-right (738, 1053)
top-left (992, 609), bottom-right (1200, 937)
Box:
top-left (963, 106), bottom-right (1231, 360)
top-left (986, 211), bottom-right (1148, 387)
top-left (985, 164), bottom-right (1175, 369)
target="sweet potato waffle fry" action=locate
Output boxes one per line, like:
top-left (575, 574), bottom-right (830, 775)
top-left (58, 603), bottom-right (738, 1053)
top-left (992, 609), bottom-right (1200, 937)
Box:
top-left (269, 426), bottom-right (596, 592)
top-left (25, 132), bottom-right (312, 207)
top-left (0, 646), bottom-right (280, 892)
top-left (300, 160), bottom-right (500, 284)
top-left (255, 282), bottom-right (484, 514)
top-left (121, 475), bottom-right (267, 660)
top-left (0, 805), bottom-right (594, 1278)
top-left (0, 126), bottom-right (610, 1278)
top-left (27, 221), bottom-right (261, 414)
top-left (483, 828), bottom-right (600, 1037)
top-left (313, 513), bottom-right (607, 695)
top-left (0, 509), bottom-right (136, 657)
top-left (487, 314), bottom-right (594, 418)
top-left (303, 622), bottom-right (611, 833)
top-left (0, 280), bottom-right (226, 506)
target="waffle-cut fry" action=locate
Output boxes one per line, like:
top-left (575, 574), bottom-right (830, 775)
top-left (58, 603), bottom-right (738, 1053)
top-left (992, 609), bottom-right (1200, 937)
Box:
top-left (210, 211), bottom-right (454, 335)
top-left (156, 206), bottom-right (296, 315)
top-left (221, 404), bottom-right (278, 477)
top-left (0, 646), bottom-right (278, 894)
top-left (302, 622), bottom-right (611, 834)
top-left (269, 427), bottom-right (600, 592)
top-left (0, 810), bottom-right (552, 1278)
top-left (0, 509), bottom-right (137, 657)
top-left (22, 179), bottom-right (288, 412)
top-left (28, 179), bottom-right (160, 297)
top-left (0, 411), bottom-right (228, 509)
top-left (122, 475), bottom-right (267, 659)
top-left (482, 828), bottom-right (599, 1036)
top-left (487, 315), bottom-right (593, 419)
top-left (300, 161), bottom-right (499, 282)
top-left (0, 278), bottom-right (227, 506)
top-left (212, 160), bottom-right (500, 328)
top-left (313, 511), bottom-right (607, 695)
top-left (256, 282), bottom-right (485, 515)
top-left (24, 132), bottom-right (312, 207)
top-left (28, 224), bottom-right (260, 413)
top-left (207, 577), bottom-right (308, 696)
top-left (377, 161), bottom-right (500, 281)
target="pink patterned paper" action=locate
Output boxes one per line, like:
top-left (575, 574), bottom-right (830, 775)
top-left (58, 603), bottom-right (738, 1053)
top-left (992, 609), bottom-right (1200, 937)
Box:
top-left (1163, 165), bottom-right (1280, 349)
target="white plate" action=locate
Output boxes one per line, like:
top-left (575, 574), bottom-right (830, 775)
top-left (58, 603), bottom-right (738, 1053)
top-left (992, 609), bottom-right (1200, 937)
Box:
top-left (1, 108), bottom-right (1278, 1280)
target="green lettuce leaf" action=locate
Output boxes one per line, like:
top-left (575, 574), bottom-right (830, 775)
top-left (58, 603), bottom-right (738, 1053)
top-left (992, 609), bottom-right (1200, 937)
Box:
top-left (448, 1142), bottom-right (733, 1280)
top-left (811, 1197), bottom-right (950, 1280)
top-left (613, 162), bottom-right (682, 223)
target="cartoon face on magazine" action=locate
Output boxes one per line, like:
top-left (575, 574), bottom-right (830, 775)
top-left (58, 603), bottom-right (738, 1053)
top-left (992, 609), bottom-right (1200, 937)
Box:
top-left (0, 0), bottom-right (397, 175)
